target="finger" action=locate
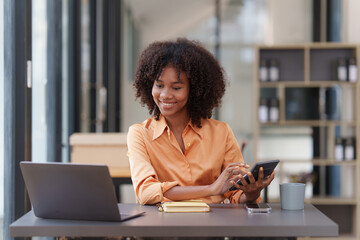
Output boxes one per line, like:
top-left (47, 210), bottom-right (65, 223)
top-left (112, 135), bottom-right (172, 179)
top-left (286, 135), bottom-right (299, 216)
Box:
top-left (264, 171), bottom-right (275, 185)
top-left (241, 163), bottom-right (250, 168)
top-left (231, 175), bottom-right (240, 182)
top-left (270, 170), bottom-right (275, 179)
top-left (230, 180), bottom-right (244, 190)
top-left (226, 167), bottom-right (244, 177)
top-left (247, 172), bottom-right (256, 184)
top-left (226, 165), bottom-right (248, 176)
top-left (261, 172), bottom-right (274, 189)
top-left (228, 162), bottom-right (250, 169)
top-left (232, 170), bottom-right (246, 176)
top-left (257, 167), bottom-right (264, 181)
top-left (239, 174), bottom-right (248, 186)
top-left (237, 169), bottom-right (248, 176)
top-left (227, 166), bottom-right (243, 173)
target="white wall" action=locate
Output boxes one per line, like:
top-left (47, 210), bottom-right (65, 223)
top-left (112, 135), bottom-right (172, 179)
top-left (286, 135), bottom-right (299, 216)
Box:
top-left (265, 0), bottom-right (313, 44)
top-left (342, 0), bottom-right (360, 42)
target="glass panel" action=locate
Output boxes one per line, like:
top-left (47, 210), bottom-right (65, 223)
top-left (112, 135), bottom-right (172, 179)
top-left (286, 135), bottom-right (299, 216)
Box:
top-left (80, 0), bottom-right (92, 132)
top-left (32, 0), bottom-right (48, 163)
top-left (62, 0), bottom-right (70, 162)
top-left (0, 0), bottom-right (4, 222)
top-left (186, 0), bottom-right (267, 137)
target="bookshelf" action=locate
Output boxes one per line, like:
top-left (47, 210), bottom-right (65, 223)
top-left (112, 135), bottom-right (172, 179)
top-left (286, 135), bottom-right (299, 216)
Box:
top-left (253, 43), bottom-right (359, 239)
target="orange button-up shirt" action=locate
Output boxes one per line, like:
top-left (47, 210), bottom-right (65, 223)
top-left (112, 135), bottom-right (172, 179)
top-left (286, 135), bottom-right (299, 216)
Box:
top-left (127, 116), bottom-right (246, 205)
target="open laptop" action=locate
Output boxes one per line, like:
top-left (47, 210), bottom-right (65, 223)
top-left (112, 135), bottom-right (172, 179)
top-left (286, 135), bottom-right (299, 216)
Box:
top-left (20, 161), bottom-right (145, 222)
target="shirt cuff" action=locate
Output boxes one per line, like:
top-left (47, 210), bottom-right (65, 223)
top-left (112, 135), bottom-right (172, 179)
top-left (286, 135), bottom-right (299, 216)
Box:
top-left (225, 190), bottom-right (262, 204)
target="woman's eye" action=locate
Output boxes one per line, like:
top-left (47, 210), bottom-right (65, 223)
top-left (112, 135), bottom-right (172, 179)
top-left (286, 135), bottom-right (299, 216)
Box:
top-left (156, 84), bottom-right (163, 88)
top-left (173, 87), bottom-right (181, 90)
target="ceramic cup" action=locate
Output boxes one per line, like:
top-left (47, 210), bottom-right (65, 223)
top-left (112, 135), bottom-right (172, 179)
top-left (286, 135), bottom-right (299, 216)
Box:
top-left (280, 183), bottom-right (305, 210)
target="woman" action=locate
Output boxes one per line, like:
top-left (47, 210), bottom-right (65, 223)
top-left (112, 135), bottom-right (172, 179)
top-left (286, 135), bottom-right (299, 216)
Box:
top-left (127, 38), bottom-right (275, 205)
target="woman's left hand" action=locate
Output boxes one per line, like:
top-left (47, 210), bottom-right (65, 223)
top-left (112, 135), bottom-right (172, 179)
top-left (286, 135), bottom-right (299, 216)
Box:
top-left (230, 167), bottom-right (275, 202)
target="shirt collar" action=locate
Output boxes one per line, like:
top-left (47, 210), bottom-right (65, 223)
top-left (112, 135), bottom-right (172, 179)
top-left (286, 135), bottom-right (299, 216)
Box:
top-left (152, 115), bottom-right (168, 141)
top-left (152, 115), bottom-right (203, 140)
top-left (188, 119), bottom-right (203, 139)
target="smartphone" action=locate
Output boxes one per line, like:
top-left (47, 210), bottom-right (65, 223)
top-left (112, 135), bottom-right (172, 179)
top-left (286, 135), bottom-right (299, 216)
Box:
top-left (229, 160), bottom-right (280, 191)
top-left (245, 203), bottom-right (272, 214)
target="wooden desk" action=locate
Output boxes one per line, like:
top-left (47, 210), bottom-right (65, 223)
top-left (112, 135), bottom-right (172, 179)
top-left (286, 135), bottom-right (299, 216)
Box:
top-left (10, 204), bottom-right (338, 238)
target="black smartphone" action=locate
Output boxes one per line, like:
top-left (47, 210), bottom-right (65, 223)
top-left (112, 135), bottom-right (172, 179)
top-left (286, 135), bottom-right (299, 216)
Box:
top-left (245, 203), bottom-right (272, 214)
top-left (229, 160), bottom-right (280, 191)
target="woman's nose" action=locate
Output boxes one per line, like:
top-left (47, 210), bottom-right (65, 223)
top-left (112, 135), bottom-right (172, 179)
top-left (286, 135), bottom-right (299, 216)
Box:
top-left (160, 88), bottom-right (172, 99)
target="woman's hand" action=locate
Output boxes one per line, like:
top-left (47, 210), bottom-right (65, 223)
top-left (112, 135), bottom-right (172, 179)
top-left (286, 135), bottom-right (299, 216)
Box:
top-left (230, 167), bottom-right (275, 202)
top-left (210, 162), bottom-right (249, 196)
top-left (163, 162), bottom-right (249, 201)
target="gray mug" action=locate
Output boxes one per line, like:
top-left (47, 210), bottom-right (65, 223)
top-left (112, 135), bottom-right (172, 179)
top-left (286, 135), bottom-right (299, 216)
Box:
top-left (280, 183), bottom-right (305, 210)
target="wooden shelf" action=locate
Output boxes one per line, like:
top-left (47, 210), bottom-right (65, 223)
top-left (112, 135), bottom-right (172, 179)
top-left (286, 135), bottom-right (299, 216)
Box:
top-left (259, 159), bottom-right (312, 163)
top-left (260, 159), bottom-right (358, 166)
top-left (268, 197), bottom-right (357, 205)
top-left (260, 81), bottom-right (358, 88)
top-left (312, 159), bottom-right (357, 166)
top-left (260, 120), bottom-right (357, 127)
top-left (254, 43), bottom-right (360, 239)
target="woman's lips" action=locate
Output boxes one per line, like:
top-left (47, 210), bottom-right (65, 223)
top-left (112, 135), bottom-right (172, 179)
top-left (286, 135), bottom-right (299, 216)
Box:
top-left (160, 101), bottom-right (176, 108)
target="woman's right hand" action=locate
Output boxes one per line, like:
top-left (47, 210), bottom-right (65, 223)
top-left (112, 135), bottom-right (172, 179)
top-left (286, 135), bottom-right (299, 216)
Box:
top-left (210, 162), bottom-right (249, 195)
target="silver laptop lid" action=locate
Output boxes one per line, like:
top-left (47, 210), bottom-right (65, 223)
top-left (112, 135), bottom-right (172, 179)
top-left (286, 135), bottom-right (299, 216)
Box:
top-left (20, 161), bottom-right (121, 221)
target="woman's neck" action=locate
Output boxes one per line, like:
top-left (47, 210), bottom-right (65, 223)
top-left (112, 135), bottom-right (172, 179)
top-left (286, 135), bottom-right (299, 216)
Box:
top-left (164, 115), bottom-right (190, 135)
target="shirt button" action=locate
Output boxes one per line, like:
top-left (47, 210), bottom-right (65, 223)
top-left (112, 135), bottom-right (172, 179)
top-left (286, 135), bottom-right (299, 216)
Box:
top-left (187, 143), bottom-right (191, 147)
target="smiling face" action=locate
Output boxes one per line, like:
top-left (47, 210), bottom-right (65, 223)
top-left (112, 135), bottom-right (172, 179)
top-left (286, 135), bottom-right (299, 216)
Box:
top-left (152, 66), bottom-right (190, 122)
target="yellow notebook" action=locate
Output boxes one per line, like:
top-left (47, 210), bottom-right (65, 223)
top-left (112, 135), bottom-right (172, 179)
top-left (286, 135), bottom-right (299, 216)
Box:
top-left (158, 200), bottom-right (210, 213)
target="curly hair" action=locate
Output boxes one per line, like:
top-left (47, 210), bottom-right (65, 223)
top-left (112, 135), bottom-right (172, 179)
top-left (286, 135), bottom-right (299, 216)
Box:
top-left (134, 38), bottom-right (226, 128)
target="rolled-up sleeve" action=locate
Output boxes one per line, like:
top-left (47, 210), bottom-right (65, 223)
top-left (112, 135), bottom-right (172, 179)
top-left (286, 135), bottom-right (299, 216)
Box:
top-left (127, 125), bottom-right (179, 205)
top-left (222, 123), bottom-right (261, 204)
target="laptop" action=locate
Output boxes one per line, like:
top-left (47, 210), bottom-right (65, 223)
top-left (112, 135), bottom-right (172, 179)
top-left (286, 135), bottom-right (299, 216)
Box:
top-left (20, 161), bottom-right (145, 222)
